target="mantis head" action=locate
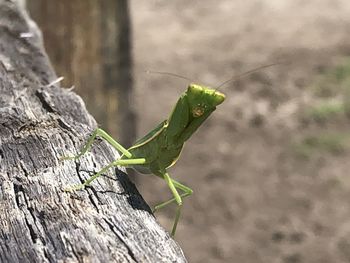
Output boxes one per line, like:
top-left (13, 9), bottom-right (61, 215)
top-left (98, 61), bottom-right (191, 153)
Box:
top-left (187, 84), bottom-right (225, 117)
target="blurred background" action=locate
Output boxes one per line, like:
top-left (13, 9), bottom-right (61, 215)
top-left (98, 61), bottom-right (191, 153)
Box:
top-left (29, 0), bottom-right (350, 262)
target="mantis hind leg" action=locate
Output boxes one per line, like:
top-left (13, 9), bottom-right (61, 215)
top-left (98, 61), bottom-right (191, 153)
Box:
top-left (64, 158), bottom-right (146, 191)
top-left (161, 173), bottom-right (192, 236)
top-left (60, 128), bottom-right (132, 161)
top-left (153, 179), bottom-right (193, 212)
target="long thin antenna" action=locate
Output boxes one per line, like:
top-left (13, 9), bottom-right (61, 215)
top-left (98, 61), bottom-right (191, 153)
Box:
top-left (146, 70), bottom-right (194, 82)
top-left (216, 62), bottom-right (285, 90)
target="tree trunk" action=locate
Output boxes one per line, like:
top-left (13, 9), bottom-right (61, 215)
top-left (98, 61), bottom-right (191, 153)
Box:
top-left (0, 1), bottom-right (186, 262)
top-left (27, 0), bottom-right (136, 147)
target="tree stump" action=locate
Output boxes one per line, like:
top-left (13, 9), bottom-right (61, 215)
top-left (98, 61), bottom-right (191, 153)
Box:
top-left (0, 1), bottom-right (187, 262)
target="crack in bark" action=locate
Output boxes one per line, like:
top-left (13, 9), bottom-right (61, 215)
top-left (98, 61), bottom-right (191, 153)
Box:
top-left (103, 218), bottom-right (137, 263)
top-left (19, 160), bottom-right (29, 176)
top-left (13, 182), bottom-right (40, 244)
top-left (23, 216), bottom-right (38, 243)
top-left (35, 89), bottom-right (56, 113)
top-left (56, 117), bottom-right (73, 131)
top-left (86, 188), bottom-right (100, 213)
top-left (60, 233), bottom-right (83, 263)
top-left (13, 180), bottom-right (51, 263)
top-left (17, 119), bottom-right (58, 134)
top-left (71, 161), bottom-right (102, 213)
top-left (43, 248), bottom-right (54, 263)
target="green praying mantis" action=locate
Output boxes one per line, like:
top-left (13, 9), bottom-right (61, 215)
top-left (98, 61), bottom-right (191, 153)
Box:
top-left (60, 63), bottom-right (279, 236)
top-left (61, 83), bottom-right (225, 236)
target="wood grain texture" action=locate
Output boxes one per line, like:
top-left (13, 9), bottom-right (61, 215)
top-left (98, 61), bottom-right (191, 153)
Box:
top-left (0, 1), bottom-right (186, 262)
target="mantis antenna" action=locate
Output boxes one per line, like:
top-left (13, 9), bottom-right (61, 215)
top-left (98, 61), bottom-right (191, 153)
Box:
top-left (146, 62), bottom-right (285, 90)
top-left (215, 62), bottom-right (285, 90)
top-left (145, 70), bottom-right (194, 82)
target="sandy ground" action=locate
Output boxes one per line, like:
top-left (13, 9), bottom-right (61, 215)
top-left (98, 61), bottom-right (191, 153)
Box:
top-left (130, 1), bottom-right (350, 262)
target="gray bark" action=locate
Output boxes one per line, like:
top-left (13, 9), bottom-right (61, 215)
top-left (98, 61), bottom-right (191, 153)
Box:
top-left (0, 1), bottom-right (186, 262)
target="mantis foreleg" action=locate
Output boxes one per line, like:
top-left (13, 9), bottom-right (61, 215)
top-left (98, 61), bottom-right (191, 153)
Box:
top-left (60, 128), bottom-right (132, 161)
top-left (64, 158), bottom-right (146, 191)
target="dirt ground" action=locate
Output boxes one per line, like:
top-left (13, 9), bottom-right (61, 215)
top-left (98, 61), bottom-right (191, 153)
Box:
top-left (129, 0), bottom-right (350, 262)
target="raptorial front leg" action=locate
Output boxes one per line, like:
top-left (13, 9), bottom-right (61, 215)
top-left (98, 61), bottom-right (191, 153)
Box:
top-left (64, 158), bottom-right (146, 192)
top-left (60, 128), bottom-right (132, 161)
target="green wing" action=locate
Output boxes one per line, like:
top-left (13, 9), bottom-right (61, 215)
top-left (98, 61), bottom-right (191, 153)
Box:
top-left (129, 120), bottom-right (167, 150)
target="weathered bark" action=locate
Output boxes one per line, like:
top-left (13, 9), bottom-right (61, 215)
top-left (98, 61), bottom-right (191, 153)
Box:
top-left (0, 1), bottom-right (186, 262)
top-left (27, 0), bottom-right (136, 147)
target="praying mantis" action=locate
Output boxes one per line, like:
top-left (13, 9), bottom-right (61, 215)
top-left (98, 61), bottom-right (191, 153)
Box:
top-left (60, 63), bottom-right (279, 236)
top-left (61, 83), bottom-right (225, 236)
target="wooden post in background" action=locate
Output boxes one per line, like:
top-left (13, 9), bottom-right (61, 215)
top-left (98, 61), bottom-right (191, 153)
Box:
top-left (27, 0), bottom-right (136, 147)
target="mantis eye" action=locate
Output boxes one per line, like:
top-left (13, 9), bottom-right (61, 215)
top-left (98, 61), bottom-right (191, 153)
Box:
top-left (192, 106), bottom-right (205, 117)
